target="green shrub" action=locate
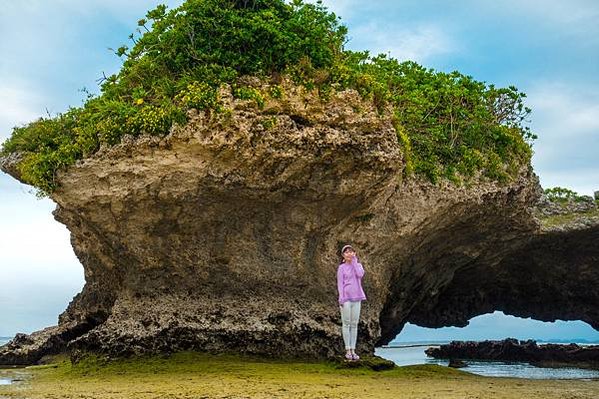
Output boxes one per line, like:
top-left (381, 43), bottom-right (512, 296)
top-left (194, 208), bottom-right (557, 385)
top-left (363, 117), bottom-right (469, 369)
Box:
top-left (232, 86), bottom-right (266, 109)
top-left (0, 0), bottom-right (536, 198)
top-left (174, 81), bottom-right (220, 111)
top-left (544, 187), bottom-right (586, 202)
top-left (269, 85), bottom-right (284, 99)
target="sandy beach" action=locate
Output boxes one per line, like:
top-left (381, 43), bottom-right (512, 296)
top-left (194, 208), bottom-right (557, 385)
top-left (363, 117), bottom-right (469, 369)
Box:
top-left (1, 351), bottom-right (598, 399)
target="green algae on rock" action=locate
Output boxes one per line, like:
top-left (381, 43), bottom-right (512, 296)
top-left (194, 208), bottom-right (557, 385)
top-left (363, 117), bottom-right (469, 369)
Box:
top-left (2, 351), bottom-right (598, 399)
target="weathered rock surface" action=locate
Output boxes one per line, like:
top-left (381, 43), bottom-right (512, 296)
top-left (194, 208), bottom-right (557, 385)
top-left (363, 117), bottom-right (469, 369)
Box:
top-left (536, 194), bottom-right (597, 216)
top-left (1, 82), bottom-right (598, 365)
top-left (425, 338), bottom-right (599, 369)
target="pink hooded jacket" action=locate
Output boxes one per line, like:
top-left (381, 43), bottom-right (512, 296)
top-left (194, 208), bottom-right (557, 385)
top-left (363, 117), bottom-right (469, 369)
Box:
top-left (337, 255), bottom-right (367, 305)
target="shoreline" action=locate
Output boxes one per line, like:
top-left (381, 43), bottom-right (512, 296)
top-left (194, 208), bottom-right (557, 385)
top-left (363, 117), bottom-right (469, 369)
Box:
top-left (425, 339), bottom-right (599, 372)
top-left (0, 351), bottom-right (597, 399)
top-left (377, 346), bottom-right (599, 380)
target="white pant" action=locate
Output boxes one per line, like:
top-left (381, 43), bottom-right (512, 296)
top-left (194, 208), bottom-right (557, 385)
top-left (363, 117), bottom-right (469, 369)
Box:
top-left (339, 300), bottom-right (361, 350)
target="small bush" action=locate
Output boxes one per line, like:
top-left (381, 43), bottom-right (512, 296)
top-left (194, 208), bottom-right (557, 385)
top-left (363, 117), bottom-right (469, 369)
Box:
top-left (232, 86), bottom-right (266, 109)
top-left (544, 187), bottom-right (586, 202)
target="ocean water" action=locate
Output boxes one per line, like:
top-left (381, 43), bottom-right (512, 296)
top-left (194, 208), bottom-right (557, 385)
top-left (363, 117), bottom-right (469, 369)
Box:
top-left (375, 343), bottom-right (599, 380)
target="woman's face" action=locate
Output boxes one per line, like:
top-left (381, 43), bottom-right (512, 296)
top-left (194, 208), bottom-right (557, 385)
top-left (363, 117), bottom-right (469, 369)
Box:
top-left (342, 248), bottom-right (356, 262)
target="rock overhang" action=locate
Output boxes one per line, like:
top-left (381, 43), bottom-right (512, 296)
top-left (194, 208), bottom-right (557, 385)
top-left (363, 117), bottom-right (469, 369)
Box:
top-left (0, 83), bottom-right (597, 365)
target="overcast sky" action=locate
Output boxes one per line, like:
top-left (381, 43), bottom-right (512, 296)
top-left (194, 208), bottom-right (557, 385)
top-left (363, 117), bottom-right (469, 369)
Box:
top-left (0, 1), bottom-right (597, 341)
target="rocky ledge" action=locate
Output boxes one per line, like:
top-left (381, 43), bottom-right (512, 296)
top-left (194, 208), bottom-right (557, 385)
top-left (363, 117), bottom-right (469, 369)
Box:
top-left (425, 338), bottom-right (599, 369)
top-left (1, 81), bottom-right (598, 365)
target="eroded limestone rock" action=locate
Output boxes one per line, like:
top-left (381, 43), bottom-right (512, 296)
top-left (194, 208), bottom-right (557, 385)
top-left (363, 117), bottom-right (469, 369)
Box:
top-left (1, 83), bottom-right (597, 364)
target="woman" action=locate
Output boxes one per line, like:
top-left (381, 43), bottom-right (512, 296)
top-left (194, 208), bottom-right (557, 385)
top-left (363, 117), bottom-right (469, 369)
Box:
top-left (337, 244), bottom-right (367, 360)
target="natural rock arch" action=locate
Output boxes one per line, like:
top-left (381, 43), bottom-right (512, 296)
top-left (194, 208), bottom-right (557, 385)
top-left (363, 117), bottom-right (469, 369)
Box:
top-left (1, 85), bottom-right (597, 365)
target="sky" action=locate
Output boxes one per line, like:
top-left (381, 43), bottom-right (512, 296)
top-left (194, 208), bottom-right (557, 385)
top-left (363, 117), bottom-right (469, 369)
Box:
top-left (0, 0), bottom-right (598, 341)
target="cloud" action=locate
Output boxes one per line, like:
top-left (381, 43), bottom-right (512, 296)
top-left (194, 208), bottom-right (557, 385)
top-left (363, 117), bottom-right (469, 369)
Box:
top-left (303, 1), bottom-right (459, 63)
top-left (0, 173), bottom-right (84, 337)
top-left (3, 0), bottom-right (184, 21)
top-left (0, 174), bottom-right (84, 337)
top-left (499, 0), bottom-right (599, 38)
top-left (529, 83), bottom-right (599, 136)
top-left (349, 22), bottom-right (456, 63)
top-left (526, 82), bottom-right (599, 195)
top-left (0, 175), bottom-right (82, 268)
top-left (0, 1), bottom-right (183, 144)
top-left (0, 220), bottom-right (76, 265)
top-left (0, 82), bottom-right (47, 143)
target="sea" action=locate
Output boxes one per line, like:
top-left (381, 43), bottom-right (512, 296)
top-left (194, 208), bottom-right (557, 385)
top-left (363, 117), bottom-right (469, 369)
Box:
top-left (1, 337), bottom-right (598, 380)
top-left (376, 341), bottom-right (599, 380)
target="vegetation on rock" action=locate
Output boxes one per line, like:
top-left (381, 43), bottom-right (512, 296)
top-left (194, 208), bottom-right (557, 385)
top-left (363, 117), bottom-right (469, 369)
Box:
top-left (539, 208), bottom-right (599, 229)
top-left (543, 186), bottom-right (590, 203)
top-left (0, 0), bottom-right (535, 197)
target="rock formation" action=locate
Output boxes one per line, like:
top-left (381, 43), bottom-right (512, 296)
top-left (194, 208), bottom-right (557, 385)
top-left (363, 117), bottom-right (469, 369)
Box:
top-left (425, 338), bottom-right (599, 369)
top-left (1, 82), bottom-right (598, 365)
